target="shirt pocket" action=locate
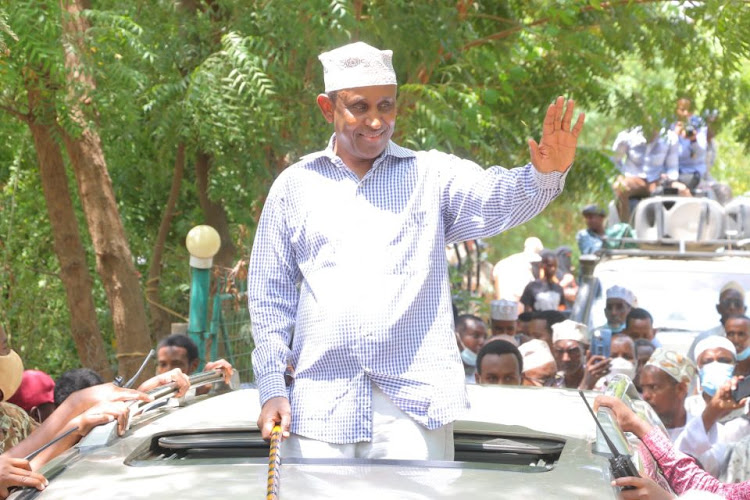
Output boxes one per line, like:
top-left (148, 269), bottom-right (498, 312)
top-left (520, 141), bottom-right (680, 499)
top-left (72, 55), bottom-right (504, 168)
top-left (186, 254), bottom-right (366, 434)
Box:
top-left (385, 209), bottom-right (431, 275)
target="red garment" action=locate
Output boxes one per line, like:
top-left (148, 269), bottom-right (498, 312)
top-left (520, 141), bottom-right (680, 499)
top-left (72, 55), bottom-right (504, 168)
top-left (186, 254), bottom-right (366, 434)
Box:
top-left (643, 427), bottom-right (750, 499)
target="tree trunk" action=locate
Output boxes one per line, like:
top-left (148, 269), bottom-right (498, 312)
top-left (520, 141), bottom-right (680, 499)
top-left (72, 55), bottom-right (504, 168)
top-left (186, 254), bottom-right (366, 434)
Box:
top-left (25, 86), bottom-right (113, 380)
top-left (195, 151), bottom-right (236, 268)
top-left (146, 143), bottom-right (186, 344)
top-left (60, 0), bottom-right (152, 378)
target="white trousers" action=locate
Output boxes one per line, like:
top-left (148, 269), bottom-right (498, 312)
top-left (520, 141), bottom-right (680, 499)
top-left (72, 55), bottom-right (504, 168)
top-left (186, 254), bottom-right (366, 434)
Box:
top-left (283, 383), bottom-right (454, 460)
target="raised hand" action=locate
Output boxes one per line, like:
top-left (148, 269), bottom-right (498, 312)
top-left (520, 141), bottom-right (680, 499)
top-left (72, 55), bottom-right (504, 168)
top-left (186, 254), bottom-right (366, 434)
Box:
top-left (528, 96), bottom-right (585, 173)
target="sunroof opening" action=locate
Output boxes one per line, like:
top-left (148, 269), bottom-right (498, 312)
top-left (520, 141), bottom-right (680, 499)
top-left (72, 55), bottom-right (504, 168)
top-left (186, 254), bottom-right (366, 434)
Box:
top-left (126, 430), bottom-right (564, 471)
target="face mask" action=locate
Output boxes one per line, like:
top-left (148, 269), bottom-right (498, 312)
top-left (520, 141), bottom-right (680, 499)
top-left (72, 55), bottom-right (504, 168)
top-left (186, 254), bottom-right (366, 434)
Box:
top-left (699, 361), bottom-right (735, 396)
top-left (461, 348), bottom-right (477, 367)
top-left (609, 323), bottom-right (625, 334)
top-left (609, 357), bottom-right (636, 380)
top-left (0, 349), bottom-right (24, 401)
top-left (738, 346), bottom-right (750, 362)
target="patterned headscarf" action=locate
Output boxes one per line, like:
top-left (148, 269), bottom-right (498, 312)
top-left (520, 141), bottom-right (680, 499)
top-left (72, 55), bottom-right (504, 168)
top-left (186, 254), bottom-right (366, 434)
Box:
top-left (645, 348), bottom-right (697, 383)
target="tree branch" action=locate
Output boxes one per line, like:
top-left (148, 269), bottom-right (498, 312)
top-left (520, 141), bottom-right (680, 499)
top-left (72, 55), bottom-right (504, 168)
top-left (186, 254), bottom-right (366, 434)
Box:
top-left (461, 0), bottom-right (683, 52)
top-left (0, 104), bottom-right (29, 123)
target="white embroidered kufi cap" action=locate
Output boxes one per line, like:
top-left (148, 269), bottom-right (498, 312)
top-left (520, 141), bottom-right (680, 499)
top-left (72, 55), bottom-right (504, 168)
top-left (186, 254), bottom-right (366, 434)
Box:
top-left (551, 320), bottom-right (588, 345)
top-left (694, 335), bottom-right (737, 362)
top-left (518, 339), bottom-right (555, 373)
top-left (606, 285), bottom-right (636, 307)
top-left (491, 300), bottom-right (518, 321)
top-left (318, 41), bottom-right (397, 92)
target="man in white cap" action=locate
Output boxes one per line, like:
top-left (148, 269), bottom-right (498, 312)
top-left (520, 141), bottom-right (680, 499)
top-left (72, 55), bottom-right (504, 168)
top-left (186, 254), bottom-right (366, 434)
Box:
top-left (687, 281), bottom-right (747, 361)
top-left (602, 285), bottom-right (636, 334)
top-left (519, 339), bottom-right (557, 387)
top-left (489, 299), bottom-right (518, 341)
top-left (248, 40), bottom-right (585, 460)
top-left (647, 342), bottom-right (741, 479)
top-left (550, 320), bottom-right (589, 389)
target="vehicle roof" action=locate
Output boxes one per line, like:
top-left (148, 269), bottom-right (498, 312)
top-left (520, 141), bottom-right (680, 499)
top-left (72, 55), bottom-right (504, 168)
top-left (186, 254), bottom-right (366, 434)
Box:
top-left (21, 387), bottom-right (618, 500)
top-left (595, 253), bottom-right (750, 274)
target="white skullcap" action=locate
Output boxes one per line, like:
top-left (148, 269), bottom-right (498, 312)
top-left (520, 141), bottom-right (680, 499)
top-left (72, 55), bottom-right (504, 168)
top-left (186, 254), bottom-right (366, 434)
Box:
top-left (518, 339), bottom-right (555, 372)
top-left (491, 300), bottom-right (518, 321)
top-left (694, 335), bottom-right (737, 363)
top-left (606, 285), bottom-right (636, 307)
top-left (318, 42), bottom-right (397, 93)
top-left (720, 281), bottom-right (745, 299)
top-left (552, 320), bottom-right (588, 345)
top-left (523, 237), bottom-right (543, 262)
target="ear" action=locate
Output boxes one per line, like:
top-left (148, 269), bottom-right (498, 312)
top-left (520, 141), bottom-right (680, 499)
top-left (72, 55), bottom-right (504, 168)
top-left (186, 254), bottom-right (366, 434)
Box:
top-left (190, 358), bottom-right (200, 374)
top-left (474, 372), bottom-right (481, 384)
top-left (317, 93), bottom-right (335, 123)
top-left (677, 381), bottom-right (688, 399)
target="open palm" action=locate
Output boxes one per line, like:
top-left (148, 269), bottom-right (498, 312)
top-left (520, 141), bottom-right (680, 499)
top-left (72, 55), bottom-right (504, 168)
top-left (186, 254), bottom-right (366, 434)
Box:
top-left (529, 96), bottom-right (585, 173)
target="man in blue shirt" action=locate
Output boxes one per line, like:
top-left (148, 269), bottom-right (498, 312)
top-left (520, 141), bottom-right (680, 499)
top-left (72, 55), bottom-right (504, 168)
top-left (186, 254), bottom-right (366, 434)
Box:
top-left (576, 204), bottom-right (606, 255)
top-left (248, 41), bottom-right (584, 460)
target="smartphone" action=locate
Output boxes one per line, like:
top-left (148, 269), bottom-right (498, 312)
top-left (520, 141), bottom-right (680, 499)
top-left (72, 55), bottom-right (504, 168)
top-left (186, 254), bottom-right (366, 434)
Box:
top-left (590, 329), bottom-right (611, 358)
top-left (732, 377), bottom-right (750, 402)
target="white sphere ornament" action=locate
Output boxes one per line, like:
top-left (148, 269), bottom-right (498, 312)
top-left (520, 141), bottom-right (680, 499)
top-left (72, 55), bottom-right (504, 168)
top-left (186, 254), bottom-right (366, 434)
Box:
top-left (185, 225), bottom-right (221, 268)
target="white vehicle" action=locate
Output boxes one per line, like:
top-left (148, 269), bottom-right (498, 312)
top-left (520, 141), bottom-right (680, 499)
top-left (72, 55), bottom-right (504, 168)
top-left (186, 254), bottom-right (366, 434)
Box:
top-left (10, 374), bottom-right (667, 499)
top-left (572, 195), bottom-right (750, 355)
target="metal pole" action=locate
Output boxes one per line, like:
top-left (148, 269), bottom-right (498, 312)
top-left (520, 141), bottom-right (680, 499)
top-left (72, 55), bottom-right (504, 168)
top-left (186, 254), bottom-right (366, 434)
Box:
top-left (188, 265), bottom-right (210, 370)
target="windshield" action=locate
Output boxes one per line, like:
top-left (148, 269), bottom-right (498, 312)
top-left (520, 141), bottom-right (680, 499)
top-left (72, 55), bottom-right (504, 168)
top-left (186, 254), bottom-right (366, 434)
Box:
top-left (588, 258), bottom-right (750, 332)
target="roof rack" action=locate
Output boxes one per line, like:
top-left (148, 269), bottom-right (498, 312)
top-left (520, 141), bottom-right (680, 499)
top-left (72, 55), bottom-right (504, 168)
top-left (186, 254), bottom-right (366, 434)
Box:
top-left (596, 237), bottom-right (750, 259)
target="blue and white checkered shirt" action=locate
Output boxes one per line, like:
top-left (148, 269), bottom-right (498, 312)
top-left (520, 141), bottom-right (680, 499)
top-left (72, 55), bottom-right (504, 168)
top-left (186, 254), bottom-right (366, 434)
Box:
top-left (248, 136), bottom-right (567, 444)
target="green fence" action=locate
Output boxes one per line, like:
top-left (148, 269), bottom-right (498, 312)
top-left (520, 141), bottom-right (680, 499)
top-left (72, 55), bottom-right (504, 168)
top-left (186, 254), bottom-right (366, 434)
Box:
top-left (210, 260), bottom-right (255, 384)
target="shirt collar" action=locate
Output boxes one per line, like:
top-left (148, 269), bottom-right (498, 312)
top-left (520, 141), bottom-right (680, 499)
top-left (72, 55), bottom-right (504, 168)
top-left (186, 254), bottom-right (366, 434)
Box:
top-left (301, 134), bottom-right (415, 166)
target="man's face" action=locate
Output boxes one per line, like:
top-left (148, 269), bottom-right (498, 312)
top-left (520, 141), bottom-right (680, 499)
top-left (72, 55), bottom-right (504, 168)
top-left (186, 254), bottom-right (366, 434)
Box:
top-left (640, 366), bottom-right (685, 420)
top-left (459, 320), bottom-right (487, 354)
top-left (541, 256), bottom-right (557, 280)
top-left (523, 361), bottom-right (558, 387)
top-left (584, 213), bottom-right (604, 232)
top-left (605, 298), bottom-right (631, 328)
top-left (726, 317), bottom-right (750, 355)
top-left (610, 336), bottom-right (636, 362)
top-left (696, 347), bottom-right (735, 369)
top-left (516, 319), bottom-right (530, 336)
top-left (553, 340), bottom-right (583, 374)
top-left (317, 85), bottom-right (397, 169)
top-left (675, 98), bottom-right (692, 121)
top-left (717, 290), bottom-right (746, 321)
top-left (491, 319), bottom-right (516, 337)
top-left (475, 353), bottom-right (521, 385)
top-left (527, 319), bottom-right (552, 347)
top-left (157, 346), bottom-right (198, 375)
top-left (625, 318), bottom-right (654, 341)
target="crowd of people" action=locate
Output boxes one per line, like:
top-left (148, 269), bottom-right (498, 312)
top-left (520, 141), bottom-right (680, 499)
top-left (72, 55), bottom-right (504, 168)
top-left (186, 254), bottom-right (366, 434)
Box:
top-left (456, 236), bottom-right (750, 497)
top-left (0, 328), bottom-right (233, 497)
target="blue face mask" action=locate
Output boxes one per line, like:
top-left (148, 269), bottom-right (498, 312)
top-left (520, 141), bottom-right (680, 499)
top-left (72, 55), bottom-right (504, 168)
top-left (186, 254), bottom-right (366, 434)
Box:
top-left (699, 362), bottom-right (735, 396)
top-left (738, 346), bottom-right (750, 362)
top-left (461, 348), bottom-right (477, 367)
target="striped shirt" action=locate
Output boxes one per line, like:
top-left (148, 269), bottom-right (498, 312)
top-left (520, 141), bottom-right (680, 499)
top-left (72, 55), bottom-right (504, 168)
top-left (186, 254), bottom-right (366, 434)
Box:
top-left (248, 136), bottom-right (567, 444)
